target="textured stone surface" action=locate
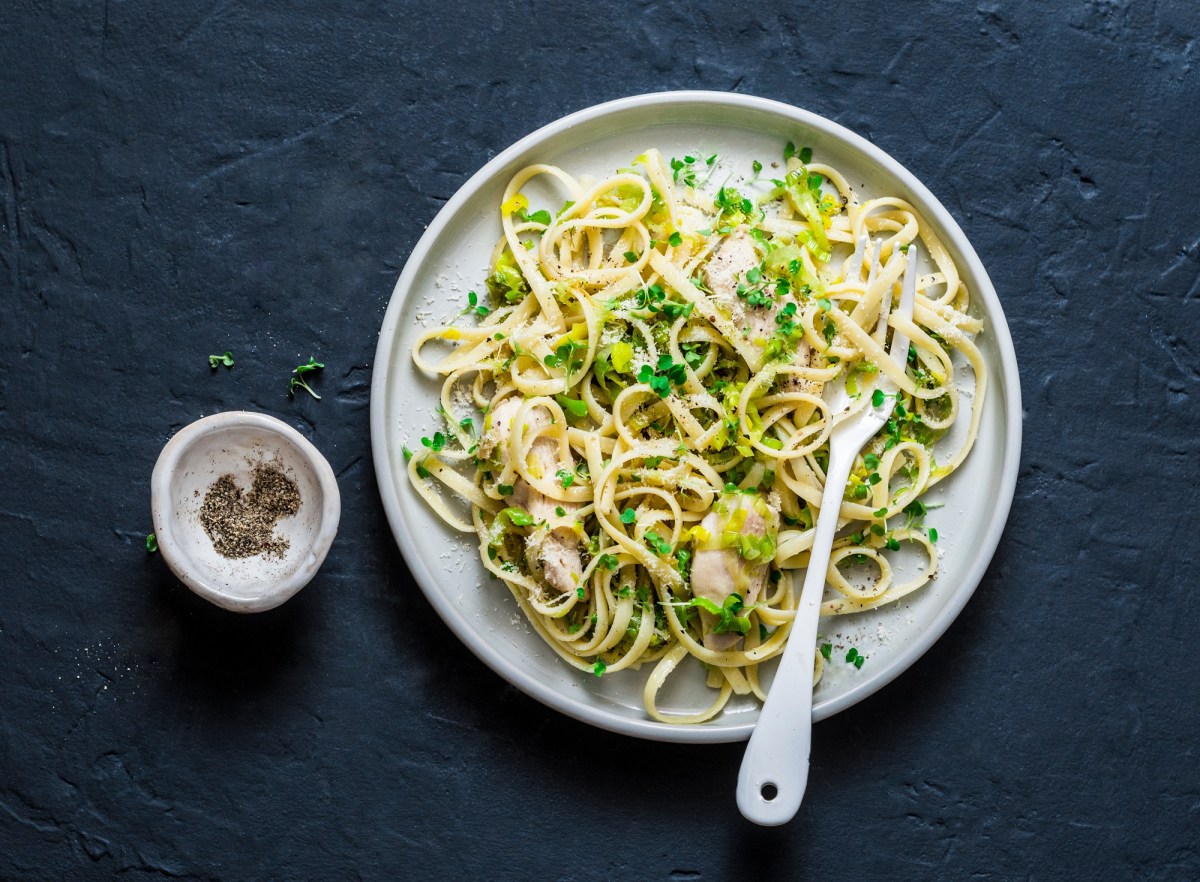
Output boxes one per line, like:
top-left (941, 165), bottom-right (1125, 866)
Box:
top-left (2, 1), bottom-right (1197, 879)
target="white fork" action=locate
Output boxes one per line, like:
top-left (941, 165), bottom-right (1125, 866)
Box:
top-left (736, 239), bottom-right (918, 826)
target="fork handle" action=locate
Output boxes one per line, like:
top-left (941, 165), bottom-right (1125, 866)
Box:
top-left (736, 440), bottom-right (858, 825)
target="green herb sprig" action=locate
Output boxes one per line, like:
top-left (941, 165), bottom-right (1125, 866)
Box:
top-left (681, 592), bottom-right (752, 636)
top-left (637, 354), bottom-right (688, 399)
top-left (289, 357), bottom-right (324, 399)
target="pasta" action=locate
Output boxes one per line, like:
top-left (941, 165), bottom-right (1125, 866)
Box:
top-left (406, 145), bottom-right (986, 723)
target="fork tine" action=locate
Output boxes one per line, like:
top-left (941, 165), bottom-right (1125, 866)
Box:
top-left (869, 240), bottom-right (888, 344)
top-left (849, 233), bottom-right (868, 283)
top-left (885, 244), bottom-right (918, 368)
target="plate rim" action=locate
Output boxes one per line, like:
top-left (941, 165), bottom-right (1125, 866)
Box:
top-left (370, 90), bottom-right (1023, 743)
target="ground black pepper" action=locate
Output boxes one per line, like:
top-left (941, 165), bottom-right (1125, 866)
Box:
top-left (199, 462), bottom-right (301, 559)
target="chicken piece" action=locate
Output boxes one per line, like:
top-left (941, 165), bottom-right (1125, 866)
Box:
top-left (484, 397), bottom-right (583, 597)
top-left (690, 492), bottom-right (780, 651)
top-left (704, 228), bottom-right (778, 346)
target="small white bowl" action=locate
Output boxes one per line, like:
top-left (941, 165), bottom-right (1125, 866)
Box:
top-left (150, 411), bottom-right (341, 612)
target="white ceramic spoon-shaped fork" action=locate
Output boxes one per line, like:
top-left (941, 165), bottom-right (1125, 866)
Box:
top-left (736, 241), bottom-right (918, 826)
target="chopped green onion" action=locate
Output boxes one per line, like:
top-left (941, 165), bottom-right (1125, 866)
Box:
top-left (554, 394), bottom-right (588, 418)
top-left (498, 507), bottom-right (535, 526)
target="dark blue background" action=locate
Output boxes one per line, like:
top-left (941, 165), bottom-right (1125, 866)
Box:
top-left (2, 2), bottom-right (1197, 879)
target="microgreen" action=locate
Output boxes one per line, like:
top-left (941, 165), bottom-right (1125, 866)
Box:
top-left (619, 508), bottom-right (636, 524)
top-left (145, 533), bottom-right (158, 553)
top-left (497, 483), bottom-right (514, 496)
top-left (463, 290), bottom-right (490, 318)
top-left (515, 206), bottom-right (552, 226)
top-left (669, 153), bottom-right (717, 188)
top-left (676, 548), bottom-right (692, 578)
top-left (592, 658), bottom-right (607, 677)
top-left (716, 186), bottom-right (754, 217)
top-left (687, 592), bottom-right (752, 636)
top-left (556, 469), bottom-right (575, 488)
top-left (668, 231), bottom-right (683, 247)
top-left (597, 553), bottom-right (619, 570)
top-left (208, 351), bottom-right (234, 370)
top-left (846, 647), bottom-right (865, 668)
top-left (645, 531), bottom-right (673, 556)
top-left (637, 354), bottom-right (688, 398)
top-left (289, 357), bottom-right (324, 399)
top-left (420, 431), bottom-right (447, 452)
top-left (633, 282), bottom-right (693, 321)
top-left (820, 642), bottom-right (832, 661)
top-left (543, 339), bottom-right (586, 381)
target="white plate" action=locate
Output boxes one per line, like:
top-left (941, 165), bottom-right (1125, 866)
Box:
top-left (370, 92), bottom-right (1022, 743)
